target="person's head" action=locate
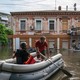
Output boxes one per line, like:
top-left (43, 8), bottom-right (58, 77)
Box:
top-left (40, 36), bottom-right (46, 43)
top-left (72, 25), bottom-right (74, 28)
top-left (20, 42), bottom-right (27, 50)
top-left (72, 40), bottom-right (76, 43)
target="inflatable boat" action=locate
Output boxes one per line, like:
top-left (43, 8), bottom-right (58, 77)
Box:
top-left (0, 53), bottom-right (64, 80)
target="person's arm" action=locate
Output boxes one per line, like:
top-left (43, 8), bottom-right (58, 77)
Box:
top-left (36, 47), bottom-right (40, 54)
top-left (12, 49), bottom-right (19, 58)
top-left (45, 42), bottom-right (50, 58)
top-left (12, 51), bottom-right (16, 58)
top-left (35, 41), bottom-right (40, 54)
top-left (46, 47), bottom-right (50, 58)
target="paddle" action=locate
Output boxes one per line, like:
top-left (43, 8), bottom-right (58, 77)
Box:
top-left (39, 52), bottom-right (72, 77)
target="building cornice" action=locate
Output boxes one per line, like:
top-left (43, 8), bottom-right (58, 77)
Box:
top-left (11, 10), bottom-right (80, 16)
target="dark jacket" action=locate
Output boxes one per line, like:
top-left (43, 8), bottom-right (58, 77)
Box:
top-left (15, 49), bottom-right (29, 64)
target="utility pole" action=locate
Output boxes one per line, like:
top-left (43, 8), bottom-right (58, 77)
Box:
top-left (55, 0), bottom-right (56, 10)
top-left (74, 3), bottom-right (77, 11)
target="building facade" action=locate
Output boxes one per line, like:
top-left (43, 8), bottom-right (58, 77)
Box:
top-left (10, 10), bottom-right (80, 51)
top-left (0, 12), bottom-right (11, 28)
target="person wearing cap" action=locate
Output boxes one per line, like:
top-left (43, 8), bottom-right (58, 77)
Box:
top-left (35, 36), bottom-right (49, 60)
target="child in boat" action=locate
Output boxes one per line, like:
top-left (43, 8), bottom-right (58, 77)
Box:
top-left (13, 42), bottom-right (36, 64)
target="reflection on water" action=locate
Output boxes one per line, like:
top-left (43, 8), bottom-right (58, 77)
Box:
top-left (0, 48), bottom-right (80, 80)
top-left (48, 49), bottom-right (80, 80)
top-left (61, 50), bottom-right (80, 80)
top-left (0, 47), bottom-right (13, 60)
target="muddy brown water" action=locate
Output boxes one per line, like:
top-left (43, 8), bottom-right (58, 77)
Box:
top-left (0, 47), bottom-right (80, 80)
top-left (48, 49), bottom-right (80, 80)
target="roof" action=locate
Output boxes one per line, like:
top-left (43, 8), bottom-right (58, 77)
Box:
top-left (0, 12), bottom-right (10, 15)
top-left (10, 10), bottom-right (80, 16)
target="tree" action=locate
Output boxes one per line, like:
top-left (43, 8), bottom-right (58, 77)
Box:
top-left (0, 24), bottom-right (13, 46)
top-left (5, 28), bottom-right (13, 35)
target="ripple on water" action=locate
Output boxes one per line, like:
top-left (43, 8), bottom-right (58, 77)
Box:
top-left (69, 77), bottom-right (80, 80)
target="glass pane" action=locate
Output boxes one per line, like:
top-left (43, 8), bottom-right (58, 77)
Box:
top-left (36, 20), bottom-right (41, 30)
top-left (20, 20), bottom-right (26, 30)
top-left (62, 41), bottom-right (68, 49)
top-left (50, 24), bottom-right (54, 30)
top-left (49, 20), bottom-right (54, 30)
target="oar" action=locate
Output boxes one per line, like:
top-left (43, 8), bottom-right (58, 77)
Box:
top-left (39, 53), bottom-right (72, 77)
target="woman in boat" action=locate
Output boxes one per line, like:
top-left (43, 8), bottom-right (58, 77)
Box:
top-left (35, 36), bottom-right (49, 60)
top-left (13, 42), bottom-right (36, 64)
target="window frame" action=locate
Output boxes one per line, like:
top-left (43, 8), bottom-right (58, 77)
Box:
top-left (35, 19), bottom-right (42, 31)
top-left (19, 19), bottom-right (27, 31)
top-left (48, 19), bottom-right (56, 31)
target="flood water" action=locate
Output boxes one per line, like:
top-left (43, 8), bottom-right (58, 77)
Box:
top-left (61, 50), bottom-right (80, 80)
top-left (48, 49), bottom-right (80, 80)
top-left (0, 47), bottom-right (80, 80)
top-left (0, 47), bottom-right (13, 60)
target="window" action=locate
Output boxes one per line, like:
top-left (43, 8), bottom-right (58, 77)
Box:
top-left (62, 19), bottom-right (68, 30)
top-left (35, 20), bottom-right (42, 30)
top-left (48, 41), bottom-right (55, 53)
top-left (62, 41), bottom-right (68, 49)
top-left (20, 20), bottom-right (26, 30)
top-left (49, 20), bottom-right (54, 30)
top-left (49, 41), bottom-right (55, 48)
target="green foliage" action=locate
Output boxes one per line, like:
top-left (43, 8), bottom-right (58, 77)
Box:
top-left (0, 24), bottom-right (13, 46)
top-left (0, 24), bottom-right (6, 34)
top-left (5, 28), bottom-right (13, 35)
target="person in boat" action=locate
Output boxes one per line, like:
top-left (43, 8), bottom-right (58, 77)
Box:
top-left (27, 46), bottom-right (36, 53)
top-left (35, 36), bottom-right (49, 60)
top-left (13, 42), bottom-right (35, 64)
top-left (72, 40), bottom-right (79, 50)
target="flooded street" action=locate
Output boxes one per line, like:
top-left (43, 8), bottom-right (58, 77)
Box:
top-left (0, 48), bottom-right (80, 80)
top-left (61, 50), bottom-right (80, 80)
top-left (0, 47), bottom-right (12, 60)
top-left (48, 49), bottom-right (80, 80)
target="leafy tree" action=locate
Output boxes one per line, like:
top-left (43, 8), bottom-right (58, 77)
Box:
top-left (5, 28), bottom-right (13, 35)
top-left (0, 24), bottom-right (13, 46)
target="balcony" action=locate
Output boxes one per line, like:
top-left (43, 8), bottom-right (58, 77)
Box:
top-left (67, 27), bottom-right (80, 36)
top-left (15, 30), bottom-right (58, 35)
top-left (15, 29), bottom-right (70, 36)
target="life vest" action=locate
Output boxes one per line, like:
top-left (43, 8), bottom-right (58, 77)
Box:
top-left (24, 55), bottom-right (36, 64)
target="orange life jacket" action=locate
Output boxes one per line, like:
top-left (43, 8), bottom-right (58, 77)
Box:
top-left (24, 55), bottom-right (36, 64)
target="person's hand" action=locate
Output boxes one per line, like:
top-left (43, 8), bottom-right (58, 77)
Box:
top-left (12, 51), bottom-right (16, 58)
top-left (37, 51), bottom-right (40, 55)
top-left (46, 52), bottom-right (50, 58)
top-left (13, 51), bottom-right (16, 53)
top-left (12, 53), bottom-right (15, 58)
